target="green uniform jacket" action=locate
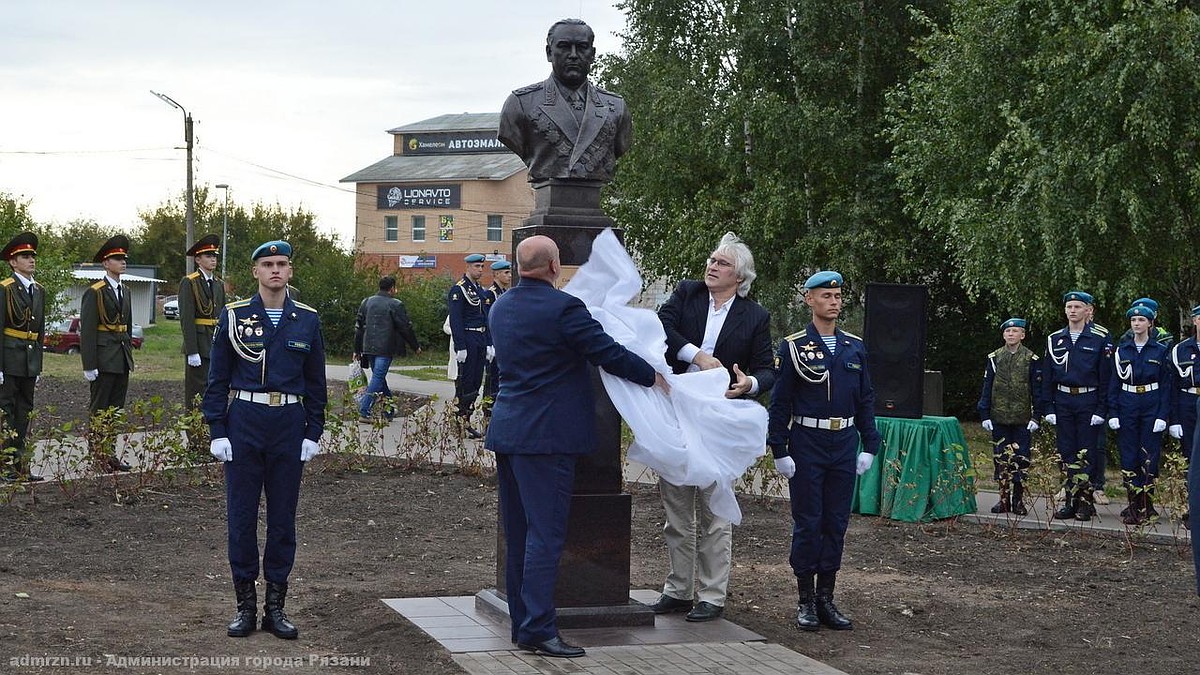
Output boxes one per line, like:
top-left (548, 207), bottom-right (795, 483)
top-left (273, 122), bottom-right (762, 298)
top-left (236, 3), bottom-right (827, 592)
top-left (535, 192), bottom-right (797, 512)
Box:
top-left (80, 279), bottom-right (133, 374)
top-left (179, 272), bottom-right (225, 358)
top-left (0, 276), bottom-right (45, 377)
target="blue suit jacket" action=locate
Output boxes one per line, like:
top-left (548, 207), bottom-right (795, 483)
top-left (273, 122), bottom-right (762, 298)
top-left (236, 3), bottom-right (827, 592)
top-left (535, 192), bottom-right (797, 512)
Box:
top-left (484, 278), bottom-right (656, 455)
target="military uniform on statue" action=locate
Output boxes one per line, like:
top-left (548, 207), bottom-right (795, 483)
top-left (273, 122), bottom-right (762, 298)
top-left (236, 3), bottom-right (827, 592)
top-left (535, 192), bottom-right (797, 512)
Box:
top-left (203, 240), bottom-right (326, 640)
top-left (768, 271), bottom-right (880, 632)
top-left (447, 253), bottom-right (492, 438)
top-left (0, 232), bottom-right (45, 482)
top-left (480, 260), bottom-right (511, 418)
top-left (80, 235), bottom-right (135, 473)
top-left (179, 234), bottom-right (225, 460)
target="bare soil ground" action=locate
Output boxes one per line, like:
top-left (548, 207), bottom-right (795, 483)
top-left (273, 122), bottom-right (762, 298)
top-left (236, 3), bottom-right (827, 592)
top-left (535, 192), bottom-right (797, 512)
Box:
top-left (2, 377), bottom-right (1199, 674)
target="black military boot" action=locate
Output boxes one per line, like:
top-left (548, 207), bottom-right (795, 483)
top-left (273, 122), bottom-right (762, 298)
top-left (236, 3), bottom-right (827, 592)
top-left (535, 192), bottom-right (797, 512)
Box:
top-left (990, 481), bottom-right (1011, 514)
top-left (1053, 489), bottom-right (1077, 520)
top-left (1011, 482), bottom-right (1027, 516)
top-left (795, 575), bottom-right (819, 631)
top-left (814, 572), bottom-right (853, 630)
top-left (1074, 487), bottom-right (1095, 522)
top-left (227, 581), bottom-right (256, 637)
top-left (262, 581), bottom-right (298, 639)
top-left (1121, 489), bottom-right (1142, 525)
top-left (1144, 490), bottom-right (1159, 519)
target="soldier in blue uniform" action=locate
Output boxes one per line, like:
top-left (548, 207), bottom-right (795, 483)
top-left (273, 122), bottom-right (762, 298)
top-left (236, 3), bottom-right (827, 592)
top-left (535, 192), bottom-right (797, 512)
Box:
top-left (447, 253), bottom-right (492, 437)
top-left (203, 240), bottom-right (326, 640)
top-left (768, 271), bottom-right (880, 632)
top-left (977, 318), bottom-right (1043, 515)
top-left (1123, 297), bottom-right (1175, 348)
top-left (1042, 290), bottom-right (1113, 521)
top-left (0, 232), bottom-right (45, 482)
top-left (480, 260), bottom-right (511, 418)
top-left (1169, 305), bottom-right (1200, 527)
top-left (1108, 303), bottom-right (1171, 525)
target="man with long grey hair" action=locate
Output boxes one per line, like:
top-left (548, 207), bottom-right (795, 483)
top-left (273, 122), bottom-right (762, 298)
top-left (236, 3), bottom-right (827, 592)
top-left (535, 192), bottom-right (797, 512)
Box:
top-left (651, 232), bottom-right (775, 622)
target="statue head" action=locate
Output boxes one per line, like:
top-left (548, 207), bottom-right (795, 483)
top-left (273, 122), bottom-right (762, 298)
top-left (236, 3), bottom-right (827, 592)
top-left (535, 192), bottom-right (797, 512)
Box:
top-left (545, 19), bottom-right (595, 89)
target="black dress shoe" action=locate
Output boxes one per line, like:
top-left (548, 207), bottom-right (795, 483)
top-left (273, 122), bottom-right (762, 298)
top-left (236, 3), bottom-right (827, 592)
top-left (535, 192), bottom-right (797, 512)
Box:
top-left (464, 426), bottom-right (483, 440)
top-left (24, 473), bottom-right (45, 482)
top-left (648, 594), bottom-right (692, 614)
top-left (106, 456), bottom-right (133, 472)
top-left (516, 636), bottom-right (584, 658)
top-left (685, 601), bottom-right (724, 622)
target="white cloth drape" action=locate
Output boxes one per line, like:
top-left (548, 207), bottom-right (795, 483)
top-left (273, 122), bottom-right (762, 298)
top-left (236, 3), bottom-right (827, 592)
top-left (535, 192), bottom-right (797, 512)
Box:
top-left (563, 229), bottom-right (767, 524)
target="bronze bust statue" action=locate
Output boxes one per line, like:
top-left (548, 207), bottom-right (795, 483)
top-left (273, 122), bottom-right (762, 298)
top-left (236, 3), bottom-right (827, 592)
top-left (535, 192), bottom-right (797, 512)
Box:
top-left (498, 19), bottom-right (632, 187)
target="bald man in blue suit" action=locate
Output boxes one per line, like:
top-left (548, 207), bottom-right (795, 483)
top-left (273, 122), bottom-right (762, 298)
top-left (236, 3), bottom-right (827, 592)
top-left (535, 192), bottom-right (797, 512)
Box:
top-left (485, 235), bottom-right (666, 658)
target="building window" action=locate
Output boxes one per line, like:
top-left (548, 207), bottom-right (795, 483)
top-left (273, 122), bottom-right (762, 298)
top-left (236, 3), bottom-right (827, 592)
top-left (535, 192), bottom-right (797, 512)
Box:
top-left (385, 216), bottom-right (398, 242)
top-left (487, 215), bottom-right (503, 242)
top-left (411, 215), bottom-right (426, 242)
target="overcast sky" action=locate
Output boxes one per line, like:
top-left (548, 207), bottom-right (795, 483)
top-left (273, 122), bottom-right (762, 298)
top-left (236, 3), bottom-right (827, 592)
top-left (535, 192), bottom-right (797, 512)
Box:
top-left (0, 0), bottom-right (626, 247)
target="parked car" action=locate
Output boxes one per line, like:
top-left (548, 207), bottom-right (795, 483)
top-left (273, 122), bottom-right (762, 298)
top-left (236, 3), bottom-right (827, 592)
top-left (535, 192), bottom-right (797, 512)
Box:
top-left (163, 298), bottom-right (179, 320)
top-left (43, 317), bottom-right (144, 354)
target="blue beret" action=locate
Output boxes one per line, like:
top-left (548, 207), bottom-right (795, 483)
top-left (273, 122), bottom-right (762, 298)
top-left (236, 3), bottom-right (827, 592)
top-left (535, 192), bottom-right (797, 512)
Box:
top-left (491, 260), bottom-right (511, 271)
top-left (1131, 297), bottom-right (1159, 312)
top-left (1000, 318), bottom-right (1027, 330)
top-left (252, 240), bottom-right (291, 260)
top-left (803, 271), bottom-right (843, 290)
top-left (1127, 305), bottom-right (1156, 320)
top-left (464, 253), bottom-right (486, 263)
top-left (1062, 290), bottom-right (1094, 305)
top-left (1192, 304), bottom-right (1200, 317)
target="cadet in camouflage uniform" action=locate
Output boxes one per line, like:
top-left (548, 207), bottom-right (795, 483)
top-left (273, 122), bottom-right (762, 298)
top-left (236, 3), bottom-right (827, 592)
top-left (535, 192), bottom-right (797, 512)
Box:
top-left (977, 318), bottom-right (1043, 515)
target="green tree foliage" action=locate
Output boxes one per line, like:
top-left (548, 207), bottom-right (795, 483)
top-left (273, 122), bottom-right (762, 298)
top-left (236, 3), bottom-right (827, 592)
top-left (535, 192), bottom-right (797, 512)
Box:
top-left (0, 193), bottom-right (82, 321)
top-left (889, 0), bottom-right (1200, 331)
top-left (137, 193), bottom-right (374, 355)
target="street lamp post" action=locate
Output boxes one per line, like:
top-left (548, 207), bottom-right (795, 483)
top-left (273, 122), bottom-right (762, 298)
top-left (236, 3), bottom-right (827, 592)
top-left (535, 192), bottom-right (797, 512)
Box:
top-left (216, 184), bottom-right (230, 280)
top-left (150, 90), bottom-right (195, 274)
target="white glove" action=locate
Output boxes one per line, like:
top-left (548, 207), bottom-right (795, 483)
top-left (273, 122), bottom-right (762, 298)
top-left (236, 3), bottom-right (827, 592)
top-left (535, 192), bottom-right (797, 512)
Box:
top-left (981, 419), bottom-right (993, 432)
top-left (855, 452), bottom-right (875, 476)
top-left (0, 372), bottom-right (5, 385)
top-left (187, 353), bottom-right (202, 367)
top-left (1090, 414), bottom-right (1105, 426)
top-left (774, 456), bottom-right (796, 479)
top-left (1152, 419), bottom-right (1167, 434)
top-left (1026, 420), bottom-right (1039, 432)
top-left (1169, 424), bottom-right (1184, 439)
top-left (210, 437), bottom-right (232, 462)
top-left (83, 369), bottom-right (98, 382)
top-left (1108, 418), bottom-right (1120, 430)
top-left (455, 349), bottom-right (468, 363)
top-left (486, 345), bottom-right (495, 362)
top-left (1044, 414), bottom-right (1057, 426)
top-left (300, 439), bottom-right (320, 462)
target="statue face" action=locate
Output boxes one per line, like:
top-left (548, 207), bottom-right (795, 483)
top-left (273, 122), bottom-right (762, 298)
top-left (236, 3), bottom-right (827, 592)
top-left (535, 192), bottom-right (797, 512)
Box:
top-left (546, 23), bottom-right (594, 88)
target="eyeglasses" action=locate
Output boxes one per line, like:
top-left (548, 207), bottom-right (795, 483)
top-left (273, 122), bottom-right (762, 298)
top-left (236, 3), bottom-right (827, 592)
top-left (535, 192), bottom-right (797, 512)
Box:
top-left (707, 257), bottom-right (733, 269)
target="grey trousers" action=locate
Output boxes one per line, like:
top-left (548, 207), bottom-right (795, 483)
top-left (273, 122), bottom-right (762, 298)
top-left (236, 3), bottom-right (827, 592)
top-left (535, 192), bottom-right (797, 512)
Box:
top-left (659, 478), bottom-right (733, 607)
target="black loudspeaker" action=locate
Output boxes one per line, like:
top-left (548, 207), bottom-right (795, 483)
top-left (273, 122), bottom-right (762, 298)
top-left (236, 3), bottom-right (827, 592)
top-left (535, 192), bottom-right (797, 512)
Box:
top-left (864, 283), bottom-right (928, 419)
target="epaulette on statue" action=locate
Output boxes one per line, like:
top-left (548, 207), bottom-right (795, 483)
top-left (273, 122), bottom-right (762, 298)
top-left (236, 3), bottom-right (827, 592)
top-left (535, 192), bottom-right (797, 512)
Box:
top-left (513, 81), bottom-right (543, 96)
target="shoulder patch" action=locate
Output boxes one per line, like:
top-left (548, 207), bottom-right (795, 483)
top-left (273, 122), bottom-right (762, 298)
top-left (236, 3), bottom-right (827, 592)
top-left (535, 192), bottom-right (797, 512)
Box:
top-left (513, 81), bottom-right (543, 96)
top-left (840, 330), bottom-right (862, 342)
top-left (293, 301), bottom-right (317, 313)
top-left (592, 84), bottom-right (624, 99)
top-left (185, 271), bottom-right (201, 280)
top-left (1089, 325), bottom-right (1108, 337)
top-left (227, 299), bottom-right (251, 309)
top-left (783, 330), bottom-right (806, 342)
top-left (89, 280), bottom-right (107, 291)
top-left (0, 278), bottom-right (13, 288)
top-left (989, 347), bottom-right (1006, 358)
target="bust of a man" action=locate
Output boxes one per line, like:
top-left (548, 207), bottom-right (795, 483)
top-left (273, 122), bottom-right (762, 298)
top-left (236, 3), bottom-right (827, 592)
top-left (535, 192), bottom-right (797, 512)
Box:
top-left (498, 19), bottom-right (632, 187)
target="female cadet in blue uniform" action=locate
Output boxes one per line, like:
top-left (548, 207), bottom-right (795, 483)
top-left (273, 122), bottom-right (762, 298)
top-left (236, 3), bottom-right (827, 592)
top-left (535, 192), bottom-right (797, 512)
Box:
top-left (1107, 303), bottom-right (1171, 525)
top-left (1042, 290), bottom-right (1112, 522)
top-left (768, 271), bottom-right (880, 631)
top-left (203, 240), bottom-right (326, 640)
top-left (977, 318), bottom-right (1043, 515)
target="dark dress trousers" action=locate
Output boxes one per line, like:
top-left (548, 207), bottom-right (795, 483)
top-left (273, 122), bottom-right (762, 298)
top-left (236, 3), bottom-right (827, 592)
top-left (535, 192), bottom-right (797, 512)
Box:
top-left (485, 278), bottom-right (655, 645)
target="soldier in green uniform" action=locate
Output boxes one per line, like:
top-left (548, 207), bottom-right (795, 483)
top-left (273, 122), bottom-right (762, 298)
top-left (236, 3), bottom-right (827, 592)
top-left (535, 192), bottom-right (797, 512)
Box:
top-left (179, 234), bottom-right (225, 459)
top-left (81, 235), bottom-right (135, 473)
top-left (977, 318), bottom-right (1043, 515)
top-left (0, 233), bottom-right (45, 482)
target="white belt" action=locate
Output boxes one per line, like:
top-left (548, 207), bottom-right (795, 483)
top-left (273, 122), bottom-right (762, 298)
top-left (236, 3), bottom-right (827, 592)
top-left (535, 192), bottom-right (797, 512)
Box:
top-left (1057, 385), bottom-right (1097, 394)
top-left (1121, 383), bottom-right (1159, 394)
top-left (1183, 387), bottom-right (1199, 395)
top-left (233, 390), bottom-right (302, 406)
top-left (793, 416), bottom-right (854, 431)
top-left (465, 326), bottom-right (487, 332)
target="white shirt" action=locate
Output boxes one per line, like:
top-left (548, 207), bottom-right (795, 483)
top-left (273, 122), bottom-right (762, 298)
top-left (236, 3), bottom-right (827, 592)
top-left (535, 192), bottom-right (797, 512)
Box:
top-left (676, 294), bottom-right (759, 395)
top-left (12, 272), bottom-right (33, 294)
top-left (105, 275), bottom-right (122, 299)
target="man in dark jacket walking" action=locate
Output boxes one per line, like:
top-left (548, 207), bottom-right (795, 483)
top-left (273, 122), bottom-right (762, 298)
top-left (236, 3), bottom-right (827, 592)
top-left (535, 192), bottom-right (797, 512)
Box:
top-left (353, 276), bottom-right (421, 421)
